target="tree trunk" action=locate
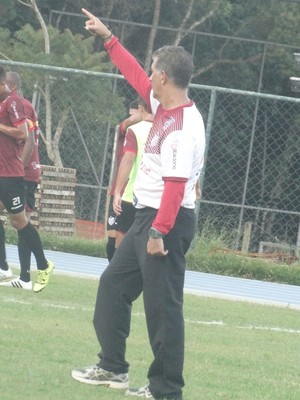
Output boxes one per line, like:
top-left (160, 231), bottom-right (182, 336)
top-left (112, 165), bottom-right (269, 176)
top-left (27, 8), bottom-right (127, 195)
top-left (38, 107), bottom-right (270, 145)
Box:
top-left (18, 0), bottom-right (63, 167)
top-left (144, 0), bottom-right (161, 74)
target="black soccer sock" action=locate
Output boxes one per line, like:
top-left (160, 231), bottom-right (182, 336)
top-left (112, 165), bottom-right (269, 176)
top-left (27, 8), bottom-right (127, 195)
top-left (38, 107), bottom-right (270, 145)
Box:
top-left (106, 236), bottom-right (116, 261)
top-left (0, 221), bottom-right (9, 270)
top-left (18, 222), bottom-right (48, 270)
top-left (18, 236), bottom-right (32, 282)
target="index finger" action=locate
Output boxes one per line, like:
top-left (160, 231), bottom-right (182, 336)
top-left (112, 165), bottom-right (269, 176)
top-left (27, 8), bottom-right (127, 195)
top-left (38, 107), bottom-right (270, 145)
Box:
top-left (81, 8), bottom-right (94, 19)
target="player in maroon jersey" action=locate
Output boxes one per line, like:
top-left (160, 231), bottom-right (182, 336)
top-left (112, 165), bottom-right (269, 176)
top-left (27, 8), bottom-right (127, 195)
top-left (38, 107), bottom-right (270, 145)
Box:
top-left (0, 67), bottom-right (54, 292)
top-left (106, 101), bottom-right (146, 260)
top-left (5, 71), bottom-right (42, 286)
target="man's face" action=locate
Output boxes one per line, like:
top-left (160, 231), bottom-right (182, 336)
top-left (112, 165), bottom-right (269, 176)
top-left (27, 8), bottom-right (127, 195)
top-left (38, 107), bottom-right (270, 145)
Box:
top-left (129, 107), bottom-right (139, 117)
top-left (6, 73), bottom-right (16, 92)
top-left (6, 80), bottom-right (14, 92)
top-left (150, 57), bottom-right (164, 100)
top-left (0, 79), bottom-right (10, 99)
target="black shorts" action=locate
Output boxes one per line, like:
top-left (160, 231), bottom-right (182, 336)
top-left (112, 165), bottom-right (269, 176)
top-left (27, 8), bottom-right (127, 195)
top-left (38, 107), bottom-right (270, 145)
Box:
top-left (24, 180), bottom-right (38, 212)
top-left (106, 195), bottom-right (118, 232)
top-left (116, 201), bottom-right (136, 234)
top-left (0, 177), bottom-right (25, 214)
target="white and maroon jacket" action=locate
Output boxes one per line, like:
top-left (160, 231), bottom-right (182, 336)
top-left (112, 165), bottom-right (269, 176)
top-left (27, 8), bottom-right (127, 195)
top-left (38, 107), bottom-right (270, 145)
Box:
top-left (105, 37), bottom-right (205, 234)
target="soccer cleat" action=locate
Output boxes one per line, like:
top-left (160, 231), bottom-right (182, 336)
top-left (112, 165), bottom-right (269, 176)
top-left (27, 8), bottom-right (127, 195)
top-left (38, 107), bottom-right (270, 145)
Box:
top-left (0, 267), bottom-right (13, 281)
top-left (33, 260), bottom-right (54, 293)
top-left (125, 385), bottom-right (154, 398)
top-left (0, 277), bottom-right (32, 290)
top-left (71, 365), bottom-right (129, 389)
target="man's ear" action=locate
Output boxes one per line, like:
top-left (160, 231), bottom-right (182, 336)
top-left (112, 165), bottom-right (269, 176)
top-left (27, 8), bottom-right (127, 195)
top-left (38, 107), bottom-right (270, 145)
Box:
top-left (160, 70), bottom-right (167, 85)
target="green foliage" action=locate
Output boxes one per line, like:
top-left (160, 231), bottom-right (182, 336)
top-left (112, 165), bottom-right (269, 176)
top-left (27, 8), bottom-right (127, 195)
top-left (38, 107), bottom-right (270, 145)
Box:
top-left (0, 22), bottom-right (124, 124)
top-left (36, 231), bottom-right (106, 258)
top-left (0, 28), bottom-right (12, 61)
top-left (2, 24), bottom-right (110, 71)
top-left (5, 226), bottom-right (106, 258)
top-left (0, 22), bottom-right (126, 170)
top-left (160, 0), bottom-right (232, 30)
top-left (187, 234), bottom-right (300, 286)
top-left (5, 225), bottom-right (300, 286)
top-left (2, 1), bottom-right (300, 94)
top-left (0, 0), bottom-right (22, 31)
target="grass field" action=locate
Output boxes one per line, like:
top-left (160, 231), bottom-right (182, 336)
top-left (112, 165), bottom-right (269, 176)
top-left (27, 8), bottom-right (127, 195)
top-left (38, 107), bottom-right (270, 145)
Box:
top-left (1, 272), bottom-right (300, 400)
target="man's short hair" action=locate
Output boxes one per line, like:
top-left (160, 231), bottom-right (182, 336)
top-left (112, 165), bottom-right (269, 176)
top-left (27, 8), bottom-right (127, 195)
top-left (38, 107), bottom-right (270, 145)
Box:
top-left (0, 66), bottom-right (6, 82)
top-left (6, 71), bottom-right (22, 91)
top-left (129, 97), bottom-right (148, 111)
top-left (153, 45), bottom-right (194, 89)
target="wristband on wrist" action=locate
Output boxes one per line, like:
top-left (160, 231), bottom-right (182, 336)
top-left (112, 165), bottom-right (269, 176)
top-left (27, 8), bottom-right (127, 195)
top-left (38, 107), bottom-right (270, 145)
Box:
top-left (149, 227), bottom-right (164, 239)
top-left (102, 31), bottom-right (113, 41)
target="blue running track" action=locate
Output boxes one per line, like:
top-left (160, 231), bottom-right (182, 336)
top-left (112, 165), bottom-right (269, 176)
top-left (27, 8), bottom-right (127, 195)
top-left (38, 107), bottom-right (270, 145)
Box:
top-left (5, 244), bottom-right (300, 310)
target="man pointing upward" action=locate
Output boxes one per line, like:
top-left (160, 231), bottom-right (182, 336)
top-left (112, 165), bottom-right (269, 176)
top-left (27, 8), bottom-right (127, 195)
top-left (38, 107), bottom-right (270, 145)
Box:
top-left (72, 8), bottom-right (206, 400)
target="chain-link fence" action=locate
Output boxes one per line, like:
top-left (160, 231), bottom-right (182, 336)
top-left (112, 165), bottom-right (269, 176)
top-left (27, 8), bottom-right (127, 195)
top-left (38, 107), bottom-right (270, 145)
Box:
top-left (192, 85), bottom-right (300, 254)
top-left (1, 60), bottom-right (299, 253)
top-left (48, 9), bottom-right (299, 94)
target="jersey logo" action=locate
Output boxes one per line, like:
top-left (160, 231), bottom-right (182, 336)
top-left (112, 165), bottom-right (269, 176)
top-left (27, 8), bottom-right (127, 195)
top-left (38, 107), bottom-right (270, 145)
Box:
top-left (163, 116), bottom-right (175, 131)
top-left (172, 141), bottom-right (178, 169)
top-left (31, 161), bottom-right (41, 170)
top-left (108, 216), bottom-right (116, 226)
top-left (11, 101), bottom-right (19, 119)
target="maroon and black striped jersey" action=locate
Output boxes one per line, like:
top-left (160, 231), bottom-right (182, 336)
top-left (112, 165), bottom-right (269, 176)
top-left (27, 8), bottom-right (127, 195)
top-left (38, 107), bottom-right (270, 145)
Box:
top-left (0, 92), bottom-right (27, 177)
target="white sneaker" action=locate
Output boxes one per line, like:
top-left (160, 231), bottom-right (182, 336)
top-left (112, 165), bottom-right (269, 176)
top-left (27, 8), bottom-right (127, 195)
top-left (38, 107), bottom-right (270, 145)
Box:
top-left (71, 365), bottom-right (129, 389)
top-left (125, 385), bottom-right (154, 398)
top-left (0, 267), bottom-right (13, 281)
top-left (0, 277), bottom-right (32, 290)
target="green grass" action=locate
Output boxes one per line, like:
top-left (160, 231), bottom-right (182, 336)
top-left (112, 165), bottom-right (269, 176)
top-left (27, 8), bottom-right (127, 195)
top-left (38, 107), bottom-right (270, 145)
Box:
top-left (4, 226), bottom-right (300, 285)
top-left (1, 272), bottom-right (300, 400)
top-left (4, 226), bottom-right (106, 258)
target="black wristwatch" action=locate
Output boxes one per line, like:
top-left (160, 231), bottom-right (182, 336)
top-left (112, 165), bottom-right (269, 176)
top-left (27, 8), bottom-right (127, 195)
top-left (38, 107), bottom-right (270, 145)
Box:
top-left (149, 227), bottom-right (164, 239)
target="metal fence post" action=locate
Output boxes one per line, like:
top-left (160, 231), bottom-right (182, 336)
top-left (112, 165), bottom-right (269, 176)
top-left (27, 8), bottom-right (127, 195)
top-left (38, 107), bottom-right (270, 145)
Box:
top-left (194, 89), bottom-right (216, 236)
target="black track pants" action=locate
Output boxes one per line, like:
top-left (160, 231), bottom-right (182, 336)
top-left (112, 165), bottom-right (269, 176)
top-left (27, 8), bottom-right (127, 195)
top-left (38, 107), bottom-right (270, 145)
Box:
top-left (93, 207), bottom-right (196, 400)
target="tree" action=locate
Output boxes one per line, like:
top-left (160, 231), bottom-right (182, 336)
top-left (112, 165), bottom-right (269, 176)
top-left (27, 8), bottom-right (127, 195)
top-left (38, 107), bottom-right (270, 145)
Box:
top-left (2, 0), bottom-right (300, 231)
top-left (0, 0), bottom-right (124, 167)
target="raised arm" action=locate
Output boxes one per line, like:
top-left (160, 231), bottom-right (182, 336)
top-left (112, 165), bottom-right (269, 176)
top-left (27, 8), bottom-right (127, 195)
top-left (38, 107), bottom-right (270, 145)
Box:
top-left (81, 8), bottom-right (152, 105)
top-left (82, 8), bottom-right (112, 39)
